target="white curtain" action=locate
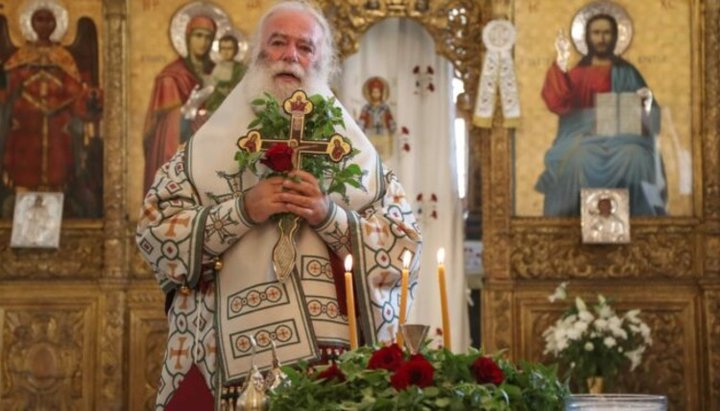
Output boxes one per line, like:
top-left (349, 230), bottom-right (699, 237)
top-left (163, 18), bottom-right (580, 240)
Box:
top-left (337, 18), bottom-right (469, 352)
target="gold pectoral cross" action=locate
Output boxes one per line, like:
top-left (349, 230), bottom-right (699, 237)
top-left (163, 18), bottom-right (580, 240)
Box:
top-left (236, 90), bottom-right (353, 282)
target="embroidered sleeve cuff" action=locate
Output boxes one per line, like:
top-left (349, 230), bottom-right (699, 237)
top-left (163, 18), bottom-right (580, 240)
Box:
top-left (186, 206), bottom-right (211, 288)
top-left (311, 201), bottom-right (340, 230)
top-left (312, 202), bottom-right (352, 255)
top-left (202, 195), bottom-right (257, 256)
top-left (237, 195), bottom-right (259, 227)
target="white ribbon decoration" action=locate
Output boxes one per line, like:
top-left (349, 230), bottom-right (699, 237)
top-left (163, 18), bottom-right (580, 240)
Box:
top-left (473, 19), bottom-right (520, 128)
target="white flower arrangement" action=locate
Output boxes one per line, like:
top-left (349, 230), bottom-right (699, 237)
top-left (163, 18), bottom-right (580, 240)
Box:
top-left (542, 283), bottom-right (653, 390)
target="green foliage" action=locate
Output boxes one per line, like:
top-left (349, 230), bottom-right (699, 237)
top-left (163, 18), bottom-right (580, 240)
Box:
top-left (234, 150), bottom-right (263, 175)
top-left (498, 359), bottom-right (570, 411)
top-left (236, 93), bottom-right (364, 204)
top-left (268, 346), bottom-right (568, 411)
top-left (248, 94), bottom-right (290, 140)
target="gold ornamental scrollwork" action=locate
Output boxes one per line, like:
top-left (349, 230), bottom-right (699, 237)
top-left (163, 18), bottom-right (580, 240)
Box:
top-left (510, 222), bottom-right (695, 279)
top-left (97, 290), bottom-right (125, 408)
top-left (705, 289), bottom-right (720, 407)
top-left (1, 309), bottom-right (88, 409)
top-left (316, 0), bottom-right (484, 95)
top-left (616, 311), bottom-right (692, 410)
top-left (102, 0), bottom-right (129, 281)
top-left (0, 228), bottom-right (104, 279)
top-left (482, 126), bottom-right (512, 278)
top-left (481, 286), bottom-right (513, 354)
top-left (128, 286), bottom-right (167, 411)
top-left (705, 234), bottom-right (720, 276)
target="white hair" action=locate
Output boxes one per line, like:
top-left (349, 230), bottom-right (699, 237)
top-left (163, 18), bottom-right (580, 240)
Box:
top-left (248, 0), bottom-right (338, 83)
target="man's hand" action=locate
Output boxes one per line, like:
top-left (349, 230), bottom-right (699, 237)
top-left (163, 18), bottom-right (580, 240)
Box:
top-left (243, 176), bottom-right (288, 224)
top-left (280, 170), bottom-right (331, 226)
top-left (555, 29), bottom-right (571, 73)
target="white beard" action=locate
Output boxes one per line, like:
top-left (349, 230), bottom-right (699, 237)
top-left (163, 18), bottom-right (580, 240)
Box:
top-left (243, 59), bottom-right (325, 104)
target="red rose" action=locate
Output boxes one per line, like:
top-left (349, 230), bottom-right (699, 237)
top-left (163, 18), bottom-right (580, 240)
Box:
top-left (315, 362), bottom-right (346, 383)
top-left (368, 343), bottom-right (404, 371)
top-left (261, 143), bottom-right (294, 172)
top-left (390, 354), bottom-right (434, 390)
top-left (470, 356), bottom-right (504, 385)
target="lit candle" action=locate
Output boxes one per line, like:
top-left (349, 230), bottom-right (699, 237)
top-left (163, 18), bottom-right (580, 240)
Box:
top-left (397, 250), bottom-right (411, 348)
top-left (437, 248), bottom-right (451, 350)
top-left (344, 255), bottom-right (358, 350)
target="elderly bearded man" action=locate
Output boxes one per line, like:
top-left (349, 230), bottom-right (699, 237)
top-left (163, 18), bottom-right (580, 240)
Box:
top-left (136, 1), bottom-right (422, 409)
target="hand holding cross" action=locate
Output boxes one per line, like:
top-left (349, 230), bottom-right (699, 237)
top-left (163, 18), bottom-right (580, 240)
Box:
top-left (239, 90), bottom-right (352, 224)
top-left (237, 90), bottom-right (354, 281)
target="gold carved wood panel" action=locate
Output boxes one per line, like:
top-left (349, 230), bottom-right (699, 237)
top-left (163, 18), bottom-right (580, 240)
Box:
top-left (0, 283), bottom-right (128, 410)
top-left (0, 284), bottom-right (100, 410)
top-left (509, 221), bottom-right (696, 279)
top-left (128, 285), bottom-right (168, 411)
top-left (704, 288), bottom-right (720, 407)
top-left (516, 287), bottom-right (700, 410)
top-left (0, 227), bottom-right (105, 280)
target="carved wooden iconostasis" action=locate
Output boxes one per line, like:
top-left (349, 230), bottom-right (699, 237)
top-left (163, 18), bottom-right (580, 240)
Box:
top-left (0, 0), bottom-right (717, 409)
top-left (481, 0), bottom-right (719, 410)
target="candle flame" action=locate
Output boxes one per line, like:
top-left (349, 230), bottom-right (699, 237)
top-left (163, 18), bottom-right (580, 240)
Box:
top-left (402, 250), bottom-right (412, 269)
top-left (437, 247), bottom-right (445, 264)
top-left (344, 254), bottom-right (353, 272)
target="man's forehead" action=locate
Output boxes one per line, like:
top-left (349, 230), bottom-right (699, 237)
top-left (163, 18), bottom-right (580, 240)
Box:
top-left (262, 10), bottom-right (322, 43)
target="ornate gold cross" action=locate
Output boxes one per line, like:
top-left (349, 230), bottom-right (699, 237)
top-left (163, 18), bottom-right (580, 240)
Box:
top-left (237, 90), bottom-right (352, 170)
top-left (235, 90), bottom-right (353, 282)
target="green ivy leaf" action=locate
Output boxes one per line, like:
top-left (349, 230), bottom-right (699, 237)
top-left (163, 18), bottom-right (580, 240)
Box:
top-left (424, 387), bottom-right (440, 398)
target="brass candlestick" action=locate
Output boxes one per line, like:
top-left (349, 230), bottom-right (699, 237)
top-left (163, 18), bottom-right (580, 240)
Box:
top-left (237, 336), bottom-right (268, 410)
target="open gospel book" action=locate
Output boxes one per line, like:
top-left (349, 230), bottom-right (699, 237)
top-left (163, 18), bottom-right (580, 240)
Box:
top-left (595, 92), bottom-right (643, 136)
